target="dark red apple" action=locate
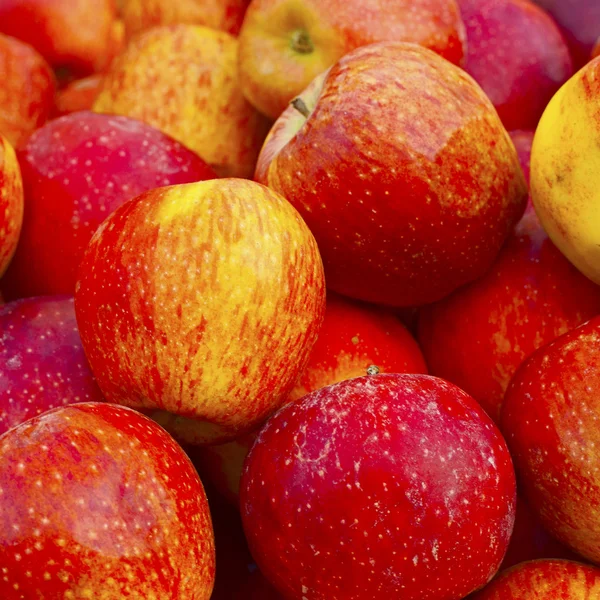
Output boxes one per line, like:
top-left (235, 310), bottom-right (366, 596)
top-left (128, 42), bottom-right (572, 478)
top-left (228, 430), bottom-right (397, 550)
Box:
top-left (502, 317), bottom-right (600, 564)
top-left (241, 373), bottom-right (517, 599)
top-left (458, 0), bottom-right (573, 131)
top-left (0, 401), bottom-right (215, 598)
top-left (0, 296), bottom-right (104, 435)
top-left (1, 111), bottom-right (216, 299)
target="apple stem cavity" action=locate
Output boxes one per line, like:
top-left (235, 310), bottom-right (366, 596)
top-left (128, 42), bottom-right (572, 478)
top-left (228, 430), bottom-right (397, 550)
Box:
top-left (291, 97), bottom-right (311, 118)
top-left (367, 365), bottom-right (380, 376)
top-left (290, 29), bottom-right (314, 55)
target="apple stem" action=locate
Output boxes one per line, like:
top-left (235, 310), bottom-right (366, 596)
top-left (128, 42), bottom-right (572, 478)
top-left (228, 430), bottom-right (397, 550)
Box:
top-left (290, 29), bottom-right (314, 54)
top-left (291, 97), bottom-right (311, 119)
top-left (366, 365), bottom-right (380, 376)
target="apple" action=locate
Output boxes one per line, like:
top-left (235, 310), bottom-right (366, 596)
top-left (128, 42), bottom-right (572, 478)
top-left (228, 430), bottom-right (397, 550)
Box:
top-left (509, 130), bottom-right (534, 184)
top-left (0, 401), bottom-right (215, 599)
top-left (121, 0), bottom-right (251, 38)
top-left (593, 37), bottom-right (600, 59)
top-left (0, 34), bottom-right (56, 149)
top-left (0, 295), bottom-right (104, 436)
top-left (52, 75), bottom-right (104, 117)
top-left (457, 0), bottom-right (573, 132)
top-left (502, 316), bottom-right (600, 564)
top-left (0, 0), bottom-right (119, 74)
top-left (530, 55), bottom-right (600, 286)
top-left (0, 111), bottom-right (216, 300)
top-left (238, 0), bottom-right (467, 120)
top-left (0, 134), bottom-right (23, 279)
top-left (93, 24), bottom-right (271, 178)
top-left (256, 42), bottom-right (527, 307)
top-left (470, 559), bottom-right (600, 598)
top-left (192, 291), bottom-right (427, 505)
top-left (74, 178), bottom-right (326, 445)
top-left (417, 207), bottom-right (600, 423)
top-left (241, 373), bottom-right (517, 599)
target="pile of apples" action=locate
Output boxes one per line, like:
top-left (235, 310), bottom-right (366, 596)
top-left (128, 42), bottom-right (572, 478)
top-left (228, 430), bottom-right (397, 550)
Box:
top-left (2, 0), bottom-right (600, 598)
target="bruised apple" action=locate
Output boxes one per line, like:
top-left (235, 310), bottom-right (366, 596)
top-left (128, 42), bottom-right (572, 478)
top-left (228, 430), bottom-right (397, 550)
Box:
top-left (74, 179), bottom-right (326, 444)
top-left (257, 42), bottom-right (527, 307)
top-left (241, 373), bottom-right (516, 599)
top-left (0, 134), bottom-right (23, 278)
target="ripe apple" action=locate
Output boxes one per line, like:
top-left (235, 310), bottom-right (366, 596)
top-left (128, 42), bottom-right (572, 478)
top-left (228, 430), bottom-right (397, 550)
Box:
top-left (0, 111), bottom-right (216, 300)
top-left (74, 178), bottom-right (326, 445)
top-left (256, 42), bottom-right (527, 307)
top-left (0, 34), bottom-right (56, 149)
top-left (241, 373), bottom-right (517, 599)
top-left (0, 296), bottom-right (104, 435)
top-left (192, 291), bottom-right (427, 504)
top-left (509, 130), bottom-right (534, 184)
top-left (502, 316), bottom-right (600, 564)
top-left (470, 559), bottom-right (600, 598)
top-left (0, 0), bottom-right (118, 74)
top-left (530, 56), bottom-right (600, 285)
top-left (457, 0), bottom-right (573, 131)
top-left (0, 402), bottom-right (215, 599)
top-left (121, 0), bottom-right (251, 38)
top-left (93, 24), bottom-right (271, 178)
top-left (593, 37), bottom-right (600, 59)
top-left (52, 75), bottom-right (104, 117)
top-left (0, 134), bottom-right (23, 278)
top-left (238, 0), bottom-right (466, 120)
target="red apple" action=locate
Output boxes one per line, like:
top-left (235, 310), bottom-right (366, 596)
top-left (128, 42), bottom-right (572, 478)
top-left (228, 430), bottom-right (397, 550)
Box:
top-left (0, 296), bottom-right (104, 436)
top-left (192, 291), bottom-right (427, 505)
top-left (0, 402), bottom-right (215, 599)
top-left (0, 111), bottom-right (216, 300)
top-left (593, 37), bottom-right (600, 60)
top-left (458, 0), bottom-right (573, 131)
top-left (256, 42), bottom-right (527, 307)
top-left (502, 316), bottom-right (600, 564)
top-left (0, 134), bottom-right (23, 278)
top-left (470, 559), bottom-right (600, 598)
top-left (74, 178), bottom-right (326, 444)
top-left (0, 34), bottom-right (56, 149)
top-left (53, 74), bottom-right (104, 117)
top-left (241, 373), bottom-right (517, 599)
top-left (418, 209), bottom-right (600, 423)
top-left (509, 130), bottom-right (534, 184)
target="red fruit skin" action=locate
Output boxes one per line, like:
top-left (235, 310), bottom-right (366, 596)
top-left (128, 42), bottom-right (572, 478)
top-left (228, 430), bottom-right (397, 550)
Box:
top-left (469, 559), bottom-right (600, 598)
top-left (257, 42), bottom-right (527, 307)
top-left (0, 134), bottom-right (23, 278)
top-left (0, 296), bottom-right (104, 435)
top-left (241, 373), bottom-right (517, 600)
top-left (0, 34), bottom-right (56, 149)
top-left (52, 74), bottom-right (104, 117)
top-left (593, 38), bottom-right (600, 60)
top-left (0, 402), bottom-right (215, 599)
top-left (458, 0), bottom-right (573, 132)
top-left (501, 317), bottom-right (600, 564)
top-left (509, 130), bottom-right (534, 185)
top-left (0, 111), bottom-right (216, 300)
top-left (417, 210), bottom-right (600, 423)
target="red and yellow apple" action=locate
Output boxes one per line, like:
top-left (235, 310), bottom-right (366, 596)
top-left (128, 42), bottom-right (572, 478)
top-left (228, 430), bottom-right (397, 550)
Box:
top-left (0, 134), bottom-right (23, 278)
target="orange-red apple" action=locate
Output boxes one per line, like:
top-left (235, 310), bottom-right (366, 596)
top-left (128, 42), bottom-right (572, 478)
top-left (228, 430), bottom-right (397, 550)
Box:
top-left (52, 75), bottom-right (104, 117)
top-left (0, 134), bottom-right (23, 278)
top-left (74, 179), bottom-right (326, 444)
top-left (256, 42), bottom-right (527, 307)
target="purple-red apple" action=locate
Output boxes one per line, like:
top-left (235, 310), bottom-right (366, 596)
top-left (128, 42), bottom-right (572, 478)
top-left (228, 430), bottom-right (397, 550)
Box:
top-left (0, 111), bottom-right (216, 300)
top-left (458, 0), bottom-right (573, 131)
top-left (0, 134), bottom-right (23, 278)
top-left (238, 0), bottom-right (467, 120)
top-left (241, 373), bottom-right (517, 599)
top-left (0, 402), bottom-right (215, 599)
top-left (0, 296), bottom-right (104, 436)
top-left (74, 178), bottom-right (326, 444)
top-left (256, 42), bottom-right (527, 307)
top-left (93, 25), bottom-right (271, 178)
top-left (502, 316), bottom-right (600, 564)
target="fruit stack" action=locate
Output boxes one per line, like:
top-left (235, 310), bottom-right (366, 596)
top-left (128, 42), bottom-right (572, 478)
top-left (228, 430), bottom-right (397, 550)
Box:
top-left (1, 0), bottom-right (600, 598)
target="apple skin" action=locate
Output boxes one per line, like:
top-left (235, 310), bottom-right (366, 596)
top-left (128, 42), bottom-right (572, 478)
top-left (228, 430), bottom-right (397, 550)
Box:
top-left (53, 74), bottom-right (104, 117)
top-left (0, 111), bottom-right (216, 300)
top-left (417, 208), bottom-right (600, 423)
top-left (0, 34), bottom-right (56, 149)
top-left (502, 317), bottom-right (600, 564)
top-left (93, 25), bottom-right (271, 179)
top-left (0, 401), bottom-right (215, 599)
top-left (593, 38), bottom-right (600, 60)
top-left (0, 296), bottom-right (104, 436)
top-left (238, 0), bottom-right (466, 120)
top-left (469, 559), bottom-right (600, 599)
top-left (458, 0), bottom-right (573, 132)
top-left (121, 0), bottom-right (251, 38)
top-left (74, 179), bottom-right (326, 445)
top-left (509, 130), bottom-right (534, 185)
top-left (192, 291), bottom-right (427, 505)
top-left (256, 42), bottom-right (527, 307)
top-left (241, 373), bottom-right (517, 600)
top-left (0, 134), bottom-right (23, 279)
top-left (0, 0), bottom-right (118, 74)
